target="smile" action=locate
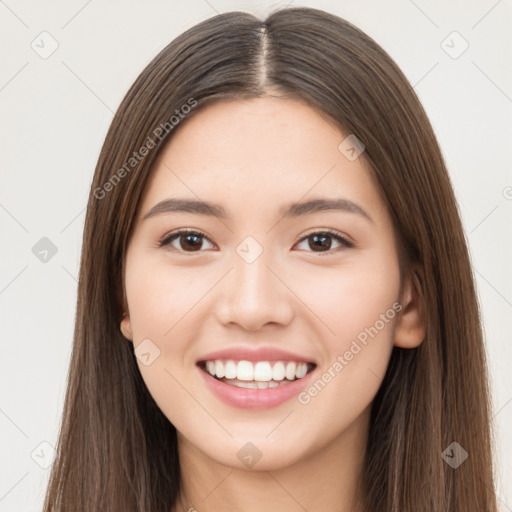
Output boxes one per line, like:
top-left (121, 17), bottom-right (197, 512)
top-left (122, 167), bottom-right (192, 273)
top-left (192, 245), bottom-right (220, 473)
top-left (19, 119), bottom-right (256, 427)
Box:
top-left (198, 359), bottom-right (315, 389)
top-left (196, 347), bottom-right (317, 409)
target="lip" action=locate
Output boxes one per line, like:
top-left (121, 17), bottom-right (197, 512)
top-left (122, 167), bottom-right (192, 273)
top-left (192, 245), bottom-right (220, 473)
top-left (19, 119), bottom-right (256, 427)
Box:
top-left (196, 361), bottom-right (316, 410)
top-left (197, 346), bottom-right (316, 364)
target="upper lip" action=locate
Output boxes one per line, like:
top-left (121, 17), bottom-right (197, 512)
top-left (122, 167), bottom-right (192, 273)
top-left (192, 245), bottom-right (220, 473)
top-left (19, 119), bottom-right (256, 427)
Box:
top-left (197, 346), bottom-right (317, 364)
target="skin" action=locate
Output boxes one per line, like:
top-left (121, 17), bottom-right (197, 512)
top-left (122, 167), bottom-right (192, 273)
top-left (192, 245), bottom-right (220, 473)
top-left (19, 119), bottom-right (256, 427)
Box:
top-left (120, 97), bottom-right (425, 512)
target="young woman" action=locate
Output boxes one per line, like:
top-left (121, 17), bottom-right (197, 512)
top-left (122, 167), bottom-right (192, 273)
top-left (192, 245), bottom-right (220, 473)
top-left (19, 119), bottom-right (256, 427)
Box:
top-left (43, 6), bottom-right (499, 512)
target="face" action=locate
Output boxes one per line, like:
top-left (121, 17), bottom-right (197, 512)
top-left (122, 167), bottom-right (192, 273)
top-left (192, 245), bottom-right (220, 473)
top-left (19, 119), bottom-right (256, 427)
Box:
top-left (121, 97), bottom-right (407, 471)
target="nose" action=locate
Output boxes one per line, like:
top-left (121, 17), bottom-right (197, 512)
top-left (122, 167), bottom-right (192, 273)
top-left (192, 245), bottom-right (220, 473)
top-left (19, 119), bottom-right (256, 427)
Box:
top-left (215, 248), bottom-right (294, 331)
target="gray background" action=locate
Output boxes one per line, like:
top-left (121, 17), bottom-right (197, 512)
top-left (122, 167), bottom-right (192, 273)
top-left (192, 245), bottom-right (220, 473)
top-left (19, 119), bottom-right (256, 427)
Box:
top-left (1, 0), bottom-right (511, 510)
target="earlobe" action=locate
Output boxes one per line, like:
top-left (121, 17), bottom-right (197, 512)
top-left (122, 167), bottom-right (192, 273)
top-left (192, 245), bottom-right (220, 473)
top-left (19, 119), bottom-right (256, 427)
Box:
top-left (393, 267), bottom-right (426, 349)
top-left (120, 313), bottom-right (134, 341)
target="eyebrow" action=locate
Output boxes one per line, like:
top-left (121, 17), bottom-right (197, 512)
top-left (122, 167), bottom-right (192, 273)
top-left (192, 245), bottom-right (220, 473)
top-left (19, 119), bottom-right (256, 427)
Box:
top-left (142, 197), bottom-right (373, 223)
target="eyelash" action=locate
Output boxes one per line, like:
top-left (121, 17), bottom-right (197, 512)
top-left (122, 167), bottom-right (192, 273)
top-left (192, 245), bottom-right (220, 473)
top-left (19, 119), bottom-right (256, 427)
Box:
top-left (158, 228), bottom-right (354, 256)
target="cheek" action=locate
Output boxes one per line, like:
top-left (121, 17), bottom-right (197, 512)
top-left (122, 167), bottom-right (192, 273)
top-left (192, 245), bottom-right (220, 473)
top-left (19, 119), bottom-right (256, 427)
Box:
top-left (123, 252), bottom-right (205, 424)
top-left (297, 255), bottom-right (401, 346)
top-left (294, 252), bottom-right (400, 406)
top-left (299, 277), bottom-right (398, 430)
top-left (125, 252), bottom-right (206, 341)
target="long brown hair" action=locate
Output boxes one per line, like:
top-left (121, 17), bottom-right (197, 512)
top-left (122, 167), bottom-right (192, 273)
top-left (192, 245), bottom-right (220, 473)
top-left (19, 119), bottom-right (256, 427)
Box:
top-left (43, 7), bottom-right (498, 511)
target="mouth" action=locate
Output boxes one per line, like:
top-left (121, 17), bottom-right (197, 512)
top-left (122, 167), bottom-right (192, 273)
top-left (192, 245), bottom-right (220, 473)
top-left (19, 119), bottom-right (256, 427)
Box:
top-left (197, 359), bottom-right (317, 389)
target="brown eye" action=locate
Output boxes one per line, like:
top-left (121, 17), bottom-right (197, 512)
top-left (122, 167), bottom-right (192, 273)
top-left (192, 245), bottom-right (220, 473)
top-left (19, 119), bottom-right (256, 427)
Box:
top-left (295, 230), bottom-right (353, 254)
top-left (159, 230), bottom-right (214, 252)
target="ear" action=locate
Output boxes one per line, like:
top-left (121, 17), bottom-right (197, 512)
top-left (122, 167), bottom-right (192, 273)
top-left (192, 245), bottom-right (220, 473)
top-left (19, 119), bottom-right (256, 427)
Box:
top-left (120, 313), bottom-right (134, 341)
top-left (394, 266), bottom-right (426, 348)
top-left (118, 267), bottom-right (134, 341)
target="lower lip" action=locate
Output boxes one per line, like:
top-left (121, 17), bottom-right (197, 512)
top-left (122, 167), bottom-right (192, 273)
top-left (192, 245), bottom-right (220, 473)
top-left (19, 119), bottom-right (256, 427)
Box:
top-left (197, 365), bottom-right (315, 410)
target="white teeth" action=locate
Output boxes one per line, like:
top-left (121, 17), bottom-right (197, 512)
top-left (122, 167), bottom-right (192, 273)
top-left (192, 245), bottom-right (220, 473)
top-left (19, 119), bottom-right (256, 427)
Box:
top-left (224, 360), bottom-right (237, 379)
top-left (295, 362), bottom-right (307, 379)
top-left (254, 362), bottom-right (272, 381)
top-left (220, 378), bottom-right (296, 389)
top-left (215, 360), bottom-right (225, 378)
top-left (237, 360), bottom-right (254, 381)
top-left (272, 361), bottom-right (285, 381)
top-left (285, 362), bottom-right (297, 380)
top-left (235, 380), bottom-right (257, 388)
top-left (204, 359), bottom-right (313, 382)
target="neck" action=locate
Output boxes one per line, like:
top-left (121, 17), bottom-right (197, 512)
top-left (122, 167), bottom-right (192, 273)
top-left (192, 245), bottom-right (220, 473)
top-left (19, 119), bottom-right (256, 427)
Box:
top-left (172, 406), bottom-right (370, 512)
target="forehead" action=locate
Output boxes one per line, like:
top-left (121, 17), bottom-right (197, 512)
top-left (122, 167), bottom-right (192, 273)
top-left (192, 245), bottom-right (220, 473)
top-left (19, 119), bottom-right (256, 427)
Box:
top-left (140, 97), bottom-right (388, 224)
